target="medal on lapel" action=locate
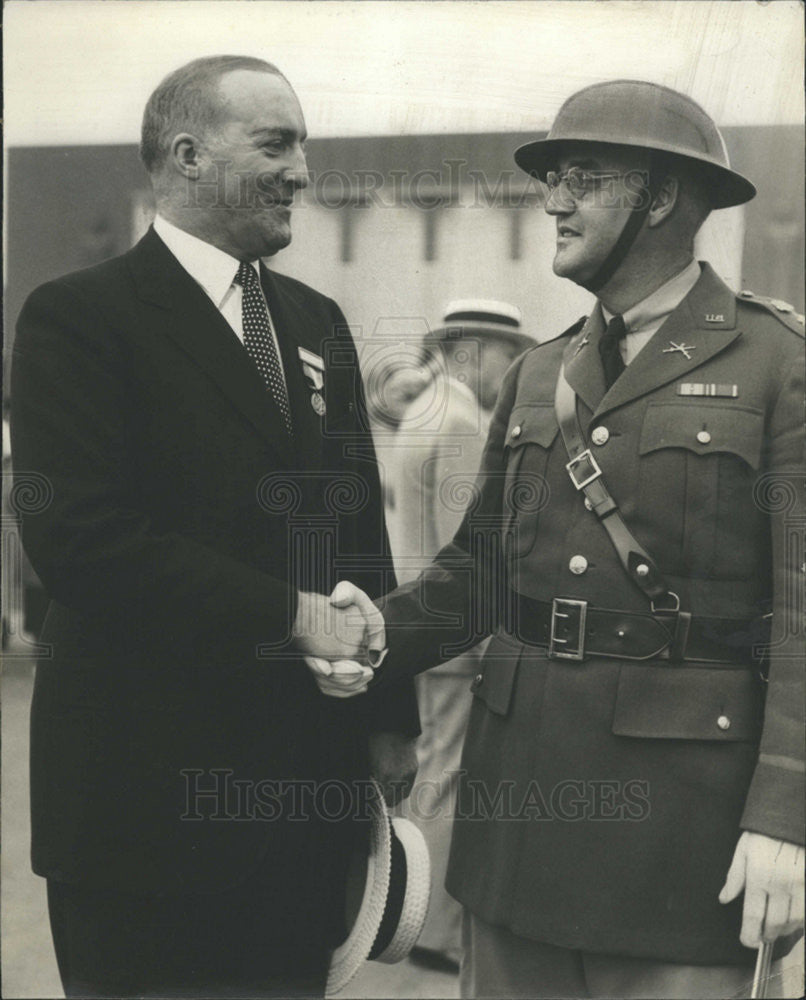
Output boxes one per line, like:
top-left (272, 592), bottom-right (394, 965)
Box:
top-left (298, 347), bottom-right (326, 416)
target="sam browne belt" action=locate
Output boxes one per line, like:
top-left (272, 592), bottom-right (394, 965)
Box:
top-left (508, 592), bottom-right (770, 665)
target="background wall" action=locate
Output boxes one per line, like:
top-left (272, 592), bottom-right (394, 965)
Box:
top-left (5, 125), bottom-right (804, 391)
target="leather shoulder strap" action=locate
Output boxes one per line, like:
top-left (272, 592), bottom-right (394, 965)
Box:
top-left (554, 362), bottom-right (672, 605)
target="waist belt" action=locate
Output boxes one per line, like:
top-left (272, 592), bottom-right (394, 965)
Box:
top-left (509, 592), bottom-right (770, 665)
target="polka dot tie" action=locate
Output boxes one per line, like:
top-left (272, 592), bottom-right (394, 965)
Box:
top-left (235, 262), bottom-right (293, 435)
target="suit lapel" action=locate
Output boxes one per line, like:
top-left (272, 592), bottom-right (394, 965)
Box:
top-left (260, 266), bottom-right (326, 470)
top-left (127, 229), bottom-right (295, 464)
top-left (594, 263), bottom-right (741, 420)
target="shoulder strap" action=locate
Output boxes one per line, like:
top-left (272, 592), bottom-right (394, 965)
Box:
top-left (554, 363), bottom-right (672, 605)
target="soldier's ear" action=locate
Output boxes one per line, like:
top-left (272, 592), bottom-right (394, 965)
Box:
top-left (647, 175), bottom-right (680, 228)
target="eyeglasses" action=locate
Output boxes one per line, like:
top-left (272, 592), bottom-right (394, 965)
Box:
top-left (544, 167), bottom-right (645, 200)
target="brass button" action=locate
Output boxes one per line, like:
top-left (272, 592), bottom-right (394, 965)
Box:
top-left (635, 563), bottom-right (650, 578)
top-left (697, 430), bottom-right (711, 444)
top-left (474, 673), bottom-right (484, 686)
top-left (511, 424), bottom-right (522, 439)
top-left (584, 497), bottom-right (594, 512)
top-left (591, 426), bottom-right (610, 446)
top-left (717, 715), bottom-right (731, 731)
top-left (569, 555), bottom-right (588, 575)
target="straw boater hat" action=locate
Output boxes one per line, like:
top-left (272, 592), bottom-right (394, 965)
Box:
top-left (423, 299), bottom-right (534, 354)
top-left (326, 779), bottom-right (431, 996)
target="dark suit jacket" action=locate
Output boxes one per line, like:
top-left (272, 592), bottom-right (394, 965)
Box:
top-left (378, 263), bottom-right (804, 964)
top-left (11, 228), bottom-right (418, 908)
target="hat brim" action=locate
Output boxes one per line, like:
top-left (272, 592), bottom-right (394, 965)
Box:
top-left (426, 324), bottom-right (535, 353)
top-left (373, 817), bottom-right (432, 965)
top-left (325, 781), bottom-right (431, 997)
top-left (513, 137), bottom-right (757, 209)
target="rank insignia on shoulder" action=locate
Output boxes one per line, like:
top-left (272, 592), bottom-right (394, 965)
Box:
top-left (737, 290), bottom-right (805, 333)
top-left (677, 383), bottom-right (738, 398)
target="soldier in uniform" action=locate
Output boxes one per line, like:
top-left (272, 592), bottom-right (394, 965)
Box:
top-left (358, 80), bottom-right (805, 998)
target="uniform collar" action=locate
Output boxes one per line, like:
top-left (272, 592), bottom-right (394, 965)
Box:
top-left (153, 214), bottom-right (260, 307)
top-left (602, 258), bottom-right (701, 334)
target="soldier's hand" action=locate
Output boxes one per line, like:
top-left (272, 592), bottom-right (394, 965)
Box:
top-left (719, 831), bottom-right (805, 948)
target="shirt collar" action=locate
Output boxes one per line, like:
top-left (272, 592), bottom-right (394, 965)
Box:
top-left (602, 259), bottom-right (701, 334)
top-left (153, 215), bottom-right (260, 307)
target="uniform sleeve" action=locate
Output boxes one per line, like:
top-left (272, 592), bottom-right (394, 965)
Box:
top-left (740, 342), bottom-right (806, 845)
top-left (324, 298), bottom-right (421, 736)
top-left (11, 279), bottom-right (297, 664)
top-left (373, 356), bottom-right (524, 684)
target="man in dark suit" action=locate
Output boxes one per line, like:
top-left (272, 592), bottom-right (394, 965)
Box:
top-left (334, 81), bottom-right (804, 998)
top-left (11, 55), bottom-right (418, 998)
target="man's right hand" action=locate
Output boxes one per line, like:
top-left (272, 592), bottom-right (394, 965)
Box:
top-left (293, 582), bottom-right (387, 663)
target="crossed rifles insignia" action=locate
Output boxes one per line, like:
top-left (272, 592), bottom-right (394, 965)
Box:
top-left (662, 341), bottom-right (696, 360)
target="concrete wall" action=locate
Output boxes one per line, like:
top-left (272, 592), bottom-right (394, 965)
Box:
top-left (6, 127), bottom-right (803, 393)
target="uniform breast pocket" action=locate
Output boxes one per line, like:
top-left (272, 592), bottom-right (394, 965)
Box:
top-left (638, 402), bottom-right (764, 578)
top-left (503, 404), bottom-right (558, 559)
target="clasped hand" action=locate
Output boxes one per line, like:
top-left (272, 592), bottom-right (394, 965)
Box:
top-left (293, 581), bottom-right (386, 698)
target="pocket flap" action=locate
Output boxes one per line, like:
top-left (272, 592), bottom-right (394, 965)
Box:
top-left (639, 402), bottom-right (764, 469)
top-left (612, 665), bottom-right (763, 742)
top-left (505, 404), bottom-right (560, 450)
top-left (470, 631), bottom-right (523, 716)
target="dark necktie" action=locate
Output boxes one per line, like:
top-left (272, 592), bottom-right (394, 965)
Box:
top-left (235, 262), bottom-right (293, 435)
top-left (599, 314), bottom-right (627, 390)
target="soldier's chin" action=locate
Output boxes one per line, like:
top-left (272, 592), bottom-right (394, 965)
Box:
top-left (552, 247), bottom-right (589, 285)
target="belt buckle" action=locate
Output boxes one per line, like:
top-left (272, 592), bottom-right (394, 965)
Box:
top-left (549, 598), bottom-right (588, 661)
top-left (565, 449), bottom-right (602, 491)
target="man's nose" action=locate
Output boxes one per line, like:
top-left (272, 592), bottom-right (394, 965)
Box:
top-left (544, 183), bottom-right (574, 216)
top-left (287, 145), bottom-right (309, 190)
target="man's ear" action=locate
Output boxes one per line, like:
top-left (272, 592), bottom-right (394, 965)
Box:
top-left (647, 175), bottom-right (680, 228)
top-left (171, 133), bottom-right (202, 179)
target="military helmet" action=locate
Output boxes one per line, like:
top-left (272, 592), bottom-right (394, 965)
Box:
top-left (514, 80), bottom-right (756, 209)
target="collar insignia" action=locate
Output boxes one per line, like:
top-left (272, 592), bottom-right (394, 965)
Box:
top-left (662, 341), bottom-right (696, 360)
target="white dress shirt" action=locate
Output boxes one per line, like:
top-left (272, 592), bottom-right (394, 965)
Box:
top-left (602, 258), bottom-right (702, 365)
top-left (153, 215), bottom-right (287, 387)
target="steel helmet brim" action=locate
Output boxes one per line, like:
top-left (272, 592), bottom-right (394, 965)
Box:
top-left (513, 79), bottom-right (757, 210)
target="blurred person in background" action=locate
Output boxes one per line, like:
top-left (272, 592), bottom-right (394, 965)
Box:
top-left (388, 301), bottom-right (534, 973)
top-left (11, 54), bottom-right (417, 999)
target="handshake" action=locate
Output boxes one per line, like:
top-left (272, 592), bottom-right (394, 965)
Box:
top-left (292, 581), bottom-right (387, 698)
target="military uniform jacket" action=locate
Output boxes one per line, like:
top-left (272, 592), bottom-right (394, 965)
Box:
top-left (11, 229), bottom-right (419, 908)
top-left (379, 262), bottom-right (804, 964)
